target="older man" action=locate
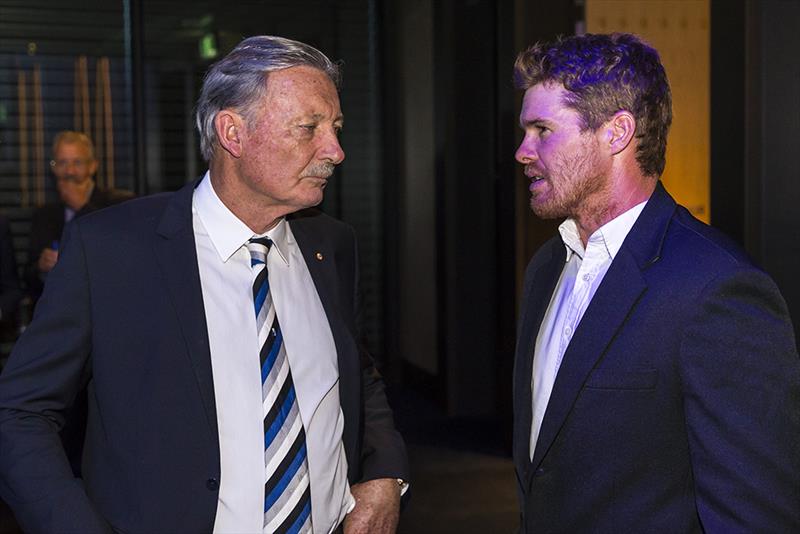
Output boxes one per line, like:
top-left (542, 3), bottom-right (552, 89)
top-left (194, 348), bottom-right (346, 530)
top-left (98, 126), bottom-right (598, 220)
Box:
top-left (512, 33), bottom-right (799, 532)
top-left (26, 131), bottom-right (133, 300)
top-left (0, 36), bottom-right (408, 534)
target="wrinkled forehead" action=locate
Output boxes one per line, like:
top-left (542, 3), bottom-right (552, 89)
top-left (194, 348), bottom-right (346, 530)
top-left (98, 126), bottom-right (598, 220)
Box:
top-left (264, 66), bottom-right (339, 98)
top-left (259, 66), bottom-right (343, 118)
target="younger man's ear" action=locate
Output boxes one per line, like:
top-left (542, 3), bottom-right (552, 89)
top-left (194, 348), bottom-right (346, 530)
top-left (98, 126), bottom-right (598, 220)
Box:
top-left (215, 110), bottom-right (245, 158)
top-left (605, 110), bottom-right (636, 155)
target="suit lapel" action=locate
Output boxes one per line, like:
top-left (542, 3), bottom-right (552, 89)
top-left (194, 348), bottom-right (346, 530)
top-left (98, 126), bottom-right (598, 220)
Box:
top-left (289, 215), bottom-right (360, 467)
top-left (529, 250), bottom-right (646, 471)
top-left (288, 216), bottom-right (349, 354)
top-left (514, 239), bottom-right (565, 477)
top-left (528, 182), bottom-right (677, 476)
top-left (152, 180), bottom-right (218, 436)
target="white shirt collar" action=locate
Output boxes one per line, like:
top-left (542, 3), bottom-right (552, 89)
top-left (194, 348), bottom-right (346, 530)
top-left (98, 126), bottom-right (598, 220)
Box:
top-left (558, 199), bottom-right (648, 262)
top-left (193, 171), bottom-right (291, 265)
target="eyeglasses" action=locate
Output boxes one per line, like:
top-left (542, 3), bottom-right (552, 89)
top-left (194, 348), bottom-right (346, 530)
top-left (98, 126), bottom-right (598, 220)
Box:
top-left (50, 159), bottom-right (91, 170)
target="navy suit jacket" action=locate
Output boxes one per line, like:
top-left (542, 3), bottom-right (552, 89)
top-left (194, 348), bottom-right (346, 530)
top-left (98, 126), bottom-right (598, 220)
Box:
top-left (514, 183), bottom-right (800, 532)
top-left (0, 180), bottom-right (409, 533)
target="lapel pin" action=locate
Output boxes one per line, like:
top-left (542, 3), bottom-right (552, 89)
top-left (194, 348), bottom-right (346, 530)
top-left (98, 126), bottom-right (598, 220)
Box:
top-left (315, 252), bottom-right (324, 261)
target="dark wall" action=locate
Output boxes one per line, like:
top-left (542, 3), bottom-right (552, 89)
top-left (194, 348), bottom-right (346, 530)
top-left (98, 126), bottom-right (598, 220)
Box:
top-left (711, 0), bottom-right (800, 341)
top-left (382, 0), bottom-right (577, 419)
top-left (759, 0), bottom-right (800, 340)
top-left (434, 0), bottom-right (501, 416)
top-left (710, 0), bottom-right (746, 246)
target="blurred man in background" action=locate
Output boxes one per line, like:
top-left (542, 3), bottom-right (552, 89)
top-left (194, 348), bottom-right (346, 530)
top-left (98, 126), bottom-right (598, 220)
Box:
top-left (26, 130), bottom-right (133, 300)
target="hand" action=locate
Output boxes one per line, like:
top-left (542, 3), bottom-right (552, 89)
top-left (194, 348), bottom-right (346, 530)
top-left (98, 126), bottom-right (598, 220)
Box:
top-left (37, 248), bottom-right (59, 273)
top-left (343, 478), bottom-right (401, 534)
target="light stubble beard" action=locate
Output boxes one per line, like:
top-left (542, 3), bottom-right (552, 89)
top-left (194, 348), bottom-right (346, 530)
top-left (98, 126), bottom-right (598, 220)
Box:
top-left (529, 137), bottom-right (612, 228)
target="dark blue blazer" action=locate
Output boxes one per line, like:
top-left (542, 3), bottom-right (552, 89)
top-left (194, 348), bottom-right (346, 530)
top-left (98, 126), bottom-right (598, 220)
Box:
top-left (514, 183), bottom-right (800, 533)
top-left (0, 180), bottom-right (408, 533)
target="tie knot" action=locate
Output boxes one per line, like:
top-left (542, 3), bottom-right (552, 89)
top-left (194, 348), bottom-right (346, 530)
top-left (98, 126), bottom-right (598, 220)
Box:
top-left (247, 237), bottom-right (273, 267)
top-left (248, 236), bottom-right (273, 251)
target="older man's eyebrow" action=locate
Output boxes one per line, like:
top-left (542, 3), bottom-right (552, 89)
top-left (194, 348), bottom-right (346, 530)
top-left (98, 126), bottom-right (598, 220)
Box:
top-left (303, 112), bottom-right (344, 124)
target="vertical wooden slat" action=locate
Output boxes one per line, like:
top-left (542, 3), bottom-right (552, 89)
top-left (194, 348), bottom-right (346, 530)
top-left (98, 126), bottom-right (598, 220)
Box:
top-left (77, 55), bottom-right (91, 134)
top-left (94, 56), bottom-right (105, 187)
top-left (74, 58), bottom-right (80, 132)
top-left (33, 64), bottom-right (45, 207)
top-left (17, 70), bottom-right (30, 208)
top-left (101, 58), bottom-right (115, 188)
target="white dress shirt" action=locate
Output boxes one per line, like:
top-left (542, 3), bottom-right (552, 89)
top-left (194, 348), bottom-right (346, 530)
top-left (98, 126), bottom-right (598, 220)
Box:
top-left (530, 201), bottom-right (647, 458)
top-left (192, 173), bottom-right (354, 533)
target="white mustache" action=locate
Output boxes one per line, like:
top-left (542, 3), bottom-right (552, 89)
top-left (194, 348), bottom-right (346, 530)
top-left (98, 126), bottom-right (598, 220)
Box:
top-left (303, 163), bottom-right (335, 179)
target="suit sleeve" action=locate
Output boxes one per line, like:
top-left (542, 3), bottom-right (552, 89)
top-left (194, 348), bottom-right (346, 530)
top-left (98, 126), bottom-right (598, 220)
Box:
top-left (358, 360), bottom-right (411, 485)
top-left (679, 267), bottom-right (800, 531)
top-left (0, 217), bottom-right (23, 320)
top-left (0, 220), bottom-right (111, 533)
top-left (347, 226), bottom-right (410, 486)
top-left (24, 207), bottom-right (60, 300)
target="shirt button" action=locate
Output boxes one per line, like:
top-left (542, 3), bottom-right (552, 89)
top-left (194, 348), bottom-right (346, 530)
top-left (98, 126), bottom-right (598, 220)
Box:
top-left (206, 478), bottom-right (219, 491)
top-left (564, 326), bottom-right (572, 336)
top-left (582, 273), bottom-right (591, 282)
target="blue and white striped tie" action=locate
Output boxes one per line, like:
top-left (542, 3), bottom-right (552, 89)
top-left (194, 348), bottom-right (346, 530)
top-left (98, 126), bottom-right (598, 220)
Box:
top-left (247, 237), bottom-right (313, 534)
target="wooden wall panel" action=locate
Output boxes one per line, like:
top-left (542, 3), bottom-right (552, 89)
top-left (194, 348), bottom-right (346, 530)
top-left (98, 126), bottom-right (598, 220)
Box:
top-left (586, 0), bottom-right (710, 222)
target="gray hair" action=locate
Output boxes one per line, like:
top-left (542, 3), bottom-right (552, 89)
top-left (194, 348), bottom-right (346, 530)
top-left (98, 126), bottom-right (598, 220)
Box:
top-left (52, 130), bottom-right (95, 160)
top-left (195, 35), bottom-right (340, 162)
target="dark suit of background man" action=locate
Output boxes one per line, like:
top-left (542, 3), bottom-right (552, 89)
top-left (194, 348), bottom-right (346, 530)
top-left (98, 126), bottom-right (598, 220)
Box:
top-left (26, 130), bottom-right (133, 301)
top-left (0, 36), bottom-right (409, 534)
top-left (0, 215), bottom-right (22, 343)
top-left (511, 33), bottom-right (799, 532)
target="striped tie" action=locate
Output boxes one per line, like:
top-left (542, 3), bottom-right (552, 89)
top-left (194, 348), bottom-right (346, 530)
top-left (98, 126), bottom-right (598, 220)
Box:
top-left (247, 237), bottom-right (313, 534)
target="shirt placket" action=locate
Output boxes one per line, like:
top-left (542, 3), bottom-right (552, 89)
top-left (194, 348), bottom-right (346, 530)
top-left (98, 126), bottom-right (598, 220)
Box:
top-left (554, 258), bottom-right (586, 375)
